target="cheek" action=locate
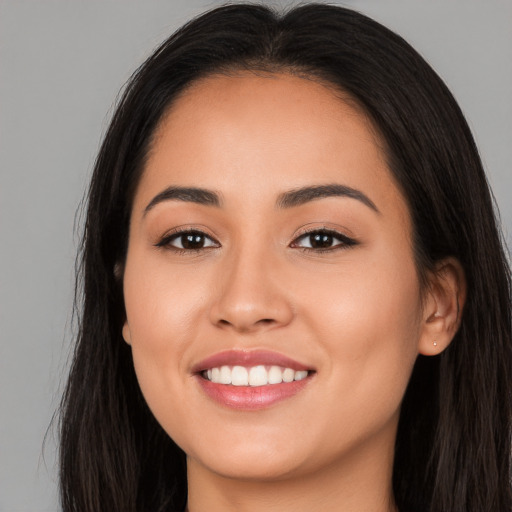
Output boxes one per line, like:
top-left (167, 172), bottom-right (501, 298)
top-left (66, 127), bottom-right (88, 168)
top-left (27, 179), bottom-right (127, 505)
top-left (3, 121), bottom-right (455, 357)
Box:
top-left (122, 252), bottom-right (209, 415)
top-left (300, 247), bottom-right (422, 341)
top-left (123, 249), bottom-right (208, 343)
top-left (298, 249), bottom-right (423, 423)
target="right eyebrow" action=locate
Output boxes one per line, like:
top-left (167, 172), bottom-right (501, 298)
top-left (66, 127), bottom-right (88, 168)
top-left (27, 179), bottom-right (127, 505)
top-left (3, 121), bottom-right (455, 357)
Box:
top-left (143, 186), bottom-right (222, 216)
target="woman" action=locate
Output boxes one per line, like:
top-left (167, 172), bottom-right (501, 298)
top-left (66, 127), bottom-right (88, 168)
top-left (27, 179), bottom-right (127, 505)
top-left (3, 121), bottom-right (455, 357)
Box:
top-left (59, 3), bottom-right (512, 511)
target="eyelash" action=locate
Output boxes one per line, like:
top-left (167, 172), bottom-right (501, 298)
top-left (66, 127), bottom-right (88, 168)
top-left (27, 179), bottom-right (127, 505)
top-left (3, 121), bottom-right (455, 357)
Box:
top-left (291, 228), bottom-right (358, 253)
top-left (155, 227), bottom-right (357, 254)
top-left (155, 228), bottom-right (220, 254)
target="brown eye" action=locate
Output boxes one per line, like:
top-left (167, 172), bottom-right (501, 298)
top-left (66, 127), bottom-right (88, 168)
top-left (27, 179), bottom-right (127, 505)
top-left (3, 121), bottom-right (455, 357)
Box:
top-left (291, 229), bottom-right (357, 251)
top-left (157, 230), bottom-right (219, 250)
top-left (181, 233), bottom-right (207, 249)
top-left (309, 233), bottom-right (334, 249)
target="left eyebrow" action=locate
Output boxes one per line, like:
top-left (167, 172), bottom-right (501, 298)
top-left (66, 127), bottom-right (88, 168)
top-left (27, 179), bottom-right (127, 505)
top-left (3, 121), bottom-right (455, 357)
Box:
top-left (276, 184), bottom-right (379, 213)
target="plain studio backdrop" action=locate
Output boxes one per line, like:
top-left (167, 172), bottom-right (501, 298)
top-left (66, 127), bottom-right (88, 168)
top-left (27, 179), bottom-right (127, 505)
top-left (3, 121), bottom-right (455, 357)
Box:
top-left (0, 1), bottom-right (510, 510)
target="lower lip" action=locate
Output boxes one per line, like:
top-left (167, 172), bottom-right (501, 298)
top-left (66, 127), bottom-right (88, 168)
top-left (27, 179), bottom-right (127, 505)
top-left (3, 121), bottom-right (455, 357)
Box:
top-left (196, 375), bottom-right (312, 410)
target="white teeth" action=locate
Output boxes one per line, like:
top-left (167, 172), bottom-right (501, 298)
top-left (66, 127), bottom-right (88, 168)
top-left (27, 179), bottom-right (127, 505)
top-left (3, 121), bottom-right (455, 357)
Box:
top-left (219, 365), bottom-right (231, 384)
top-left (204, 365), bottom-right (310, 386)
top-left (282, 368), bottom-right (295, 383)
top-left (231, 366), bottom-right (249, 386)
top-left (268, 365), bottom-right (283, 384)
top-left (249, 365), bottom-right (268, 386)
top-left (295, 370), bottom-right (308, 381)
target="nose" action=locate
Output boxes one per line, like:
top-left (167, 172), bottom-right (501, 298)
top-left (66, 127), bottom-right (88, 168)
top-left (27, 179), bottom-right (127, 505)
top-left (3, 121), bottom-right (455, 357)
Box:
top-left (209, 248), bottom-right (294, 333)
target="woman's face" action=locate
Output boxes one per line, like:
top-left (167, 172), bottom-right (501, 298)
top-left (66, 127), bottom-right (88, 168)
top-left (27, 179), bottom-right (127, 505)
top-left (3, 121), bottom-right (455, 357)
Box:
top-left (122, 73), bottom-right (429, 481)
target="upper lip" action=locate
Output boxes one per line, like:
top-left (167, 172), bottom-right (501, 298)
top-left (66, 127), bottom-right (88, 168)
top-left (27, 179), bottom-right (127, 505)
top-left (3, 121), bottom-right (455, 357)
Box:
top-left (191, 349), bottom-right (313, 373)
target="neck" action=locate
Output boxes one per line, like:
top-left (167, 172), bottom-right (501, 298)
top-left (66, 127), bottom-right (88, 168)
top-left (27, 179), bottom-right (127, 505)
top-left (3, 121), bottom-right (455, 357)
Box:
top-left (186, 429), bottom-right (398, 512)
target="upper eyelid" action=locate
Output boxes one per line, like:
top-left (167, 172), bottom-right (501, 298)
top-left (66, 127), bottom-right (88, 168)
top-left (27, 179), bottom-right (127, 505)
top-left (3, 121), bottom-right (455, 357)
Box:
top-left (295, 227), bottom-right (341, 237)
top-left (170, 228), bottom-right (217, 239)
top-left (292, 226), bottom-right (353, 241)
top-left (161, 226), bottom-right (218, 239)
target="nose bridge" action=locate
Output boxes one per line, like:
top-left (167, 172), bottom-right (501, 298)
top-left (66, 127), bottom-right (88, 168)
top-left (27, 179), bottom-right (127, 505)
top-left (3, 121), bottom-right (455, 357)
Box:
top-left (210, 237), bottom-right (293, 332)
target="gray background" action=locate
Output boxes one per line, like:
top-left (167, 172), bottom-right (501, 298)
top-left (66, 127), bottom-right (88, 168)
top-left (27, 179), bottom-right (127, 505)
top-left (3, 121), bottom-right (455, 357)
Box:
top-left (1, 1), bottom-right (510, 510)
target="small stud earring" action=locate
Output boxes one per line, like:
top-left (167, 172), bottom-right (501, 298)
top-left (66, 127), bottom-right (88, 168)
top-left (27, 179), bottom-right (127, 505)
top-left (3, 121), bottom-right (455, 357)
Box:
top-left (433, 341), bottom-right (438, 346)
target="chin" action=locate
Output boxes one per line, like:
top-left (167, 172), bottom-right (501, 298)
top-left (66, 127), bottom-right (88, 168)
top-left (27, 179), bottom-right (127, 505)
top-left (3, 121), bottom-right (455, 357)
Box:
top-left (189, 449), bottom-right (310, 482)
top-left (177, 422), bottom-right (315, 482)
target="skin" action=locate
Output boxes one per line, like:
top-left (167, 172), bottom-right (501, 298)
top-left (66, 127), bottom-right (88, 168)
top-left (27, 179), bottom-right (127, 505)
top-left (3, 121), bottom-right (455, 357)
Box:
top-left (122, 73), bottom-right (465, 512)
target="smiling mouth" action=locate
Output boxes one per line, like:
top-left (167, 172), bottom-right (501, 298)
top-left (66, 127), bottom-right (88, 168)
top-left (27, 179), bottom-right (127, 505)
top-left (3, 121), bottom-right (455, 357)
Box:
top-left (201, 365), bottom-right (311, 387)
top-left (193, 349), bottom-right (315, 409)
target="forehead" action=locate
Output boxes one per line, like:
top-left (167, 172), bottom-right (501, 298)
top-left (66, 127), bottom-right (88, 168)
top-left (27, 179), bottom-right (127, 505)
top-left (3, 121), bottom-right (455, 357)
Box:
top-left (136, 72), bottom-right (408, 224)
top-left (153, 72), bottom-right (383, 160)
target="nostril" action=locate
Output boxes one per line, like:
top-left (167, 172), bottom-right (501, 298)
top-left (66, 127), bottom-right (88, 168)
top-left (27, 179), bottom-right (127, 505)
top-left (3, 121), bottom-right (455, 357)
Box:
top-left (215, 317), bottom-right (276, 332)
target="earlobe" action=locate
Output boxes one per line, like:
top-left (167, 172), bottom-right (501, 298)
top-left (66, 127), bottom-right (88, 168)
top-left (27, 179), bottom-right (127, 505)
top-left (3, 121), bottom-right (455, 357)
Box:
top-left (122, 322), bottom-right (132, 345)
top-left (418, 257), bottom-right (466, 356)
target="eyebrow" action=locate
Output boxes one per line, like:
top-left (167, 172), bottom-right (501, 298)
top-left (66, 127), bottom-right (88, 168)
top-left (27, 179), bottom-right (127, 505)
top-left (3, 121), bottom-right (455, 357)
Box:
top-left (276, 184), bottom-right (379, 213)
top-left (144, 186), bottom-right (222, 215)
top-left (143, 183), bottom-right (379, 215)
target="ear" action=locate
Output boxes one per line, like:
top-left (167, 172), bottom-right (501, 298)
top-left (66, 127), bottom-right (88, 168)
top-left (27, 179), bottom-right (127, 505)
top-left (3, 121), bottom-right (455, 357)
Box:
top-left (122, 321), bottom-right (132, 345)
top-left (115, 262), bottom-right (131, 344)
top-left (418, 257), bottom-right (466, 356)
